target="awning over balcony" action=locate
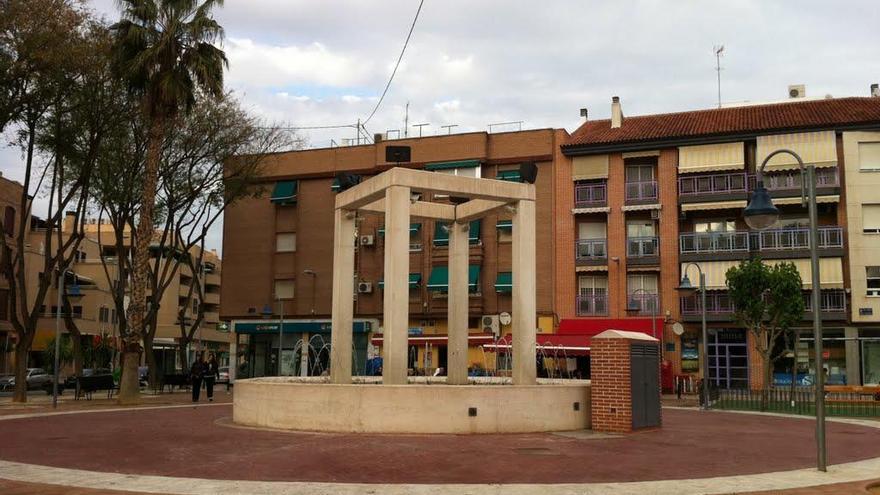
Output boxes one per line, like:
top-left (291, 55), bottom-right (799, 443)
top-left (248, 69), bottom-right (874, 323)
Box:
top-left (425, 159), bottom-right (480, 171)
top-left (757, 131), bottom-right (837, 172)
top-left (678, 142), bottom-right (745, 173)
top-left (682, 258), bottom-right (844, 289)
top-left (426, 265), bottom-right (480, 291)
top-left (572, 154), bottom-right (609, 180)
top-left (270, 180), bottom-right (297, 204)
top-left (680, 200), bottom-right (747, 212)
top-left (494, 272), bottom-right (512, 293)
top-left (771, 195), bottom-right (839, 205)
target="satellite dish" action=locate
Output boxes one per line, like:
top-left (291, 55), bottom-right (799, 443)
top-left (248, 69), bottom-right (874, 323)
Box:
top-left (499, 312), bottom-right (512, 326)
top-left (672, 322), bottom-right (685, 336)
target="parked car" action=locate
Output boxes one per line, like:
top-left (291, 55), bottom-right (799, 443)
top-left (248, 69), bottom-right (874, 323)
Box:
top-left (218, 366), bottom-right (229, 384)
top-left (1, 368), bottom-right (54, 391)
top-left (0, 374), bottom-right (13, 391)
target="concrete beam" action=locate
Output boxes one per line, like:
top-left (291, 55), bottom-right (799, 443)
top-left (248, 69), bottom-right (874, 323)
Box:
top-left (392, 168), bottom-right (534, 202)
top-left (360, 198), bottom-right (456, 221)
top-left (455, 199), bottom-right (509, 223)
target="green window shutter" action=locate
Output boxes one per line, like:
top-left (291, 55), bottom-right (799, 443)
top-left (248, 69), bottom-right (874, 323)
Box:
top-left (469, 219), bottom-right (481, 244)
top-left (468, 265), bottom-right (480, 292)
top-left (494, 272), bottom-right (512, 293)
top-left (424, 159), bottom-right (480, 171)
top-left (496, 220), bottom-right (513, 230)
top-left (433, 222), bottom-right (450, 246)
top-left (496, 170), bottom-right (522, 182)
top-left (378, 273), bottom-right (422, 290)
top-left (331, 178), bottom-right (340, 191)
top-left (270, 181), bottom-right (298, 204)
top-left (426, 266), bottom-right (449, 291)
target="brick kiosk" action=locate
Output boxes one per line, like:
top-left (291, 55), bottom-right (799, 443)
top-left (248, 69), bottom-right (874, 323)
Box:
top-left (591, 330), bottom-right (662, 433)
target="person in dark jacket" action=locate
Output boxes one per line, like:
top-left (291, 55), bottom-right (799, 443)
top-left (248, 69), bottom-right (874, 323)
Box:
top-left (190, 353), bottom-right (206, 402)
top-left (205, 352), bottom-right (220, 402)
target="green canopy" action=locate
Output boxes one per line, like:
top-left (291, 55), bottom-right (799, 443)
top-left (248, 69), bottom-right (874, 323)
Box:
top-left (496, 170), bottom-right (522, 182)
top-left (433, 220), bottom-right (481, 246)
top-left (270, 181), bottom-right (298, 204)
top-left (495, 272), bottom-right (512, 293)
top-left (426, 265), bottom-right (480, 292)
top-left (378, 273), bottom-right (422, 289)
top-left (424, 159), bottom-right (480, 171)
top-left (496, 220), bottom-right (513, 230)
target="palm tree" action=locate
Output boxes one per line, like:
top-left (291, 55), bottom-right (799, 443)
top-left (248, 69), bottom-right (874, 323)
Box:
top-left (111, 0), bottom-right (227, 403)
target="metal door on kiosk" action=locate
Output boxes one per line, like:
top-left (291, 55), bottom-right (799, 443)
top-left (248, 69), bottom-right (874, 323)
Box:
top-left (631, 343), bottom-right (661, 429)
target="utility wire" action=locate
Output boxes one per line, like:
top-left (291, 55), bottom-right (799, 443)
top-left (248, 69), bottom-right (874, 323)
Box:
top-left (362, 0), bottom-right (425, 126)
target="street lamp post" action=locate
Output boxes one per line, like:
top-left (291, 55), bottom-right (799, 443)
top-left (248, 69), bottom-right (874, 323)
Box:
top-left (626, 288), bottom-right (657, 339)
top-left (743, 148), bottom-right (825, 472)
top-left (677, 263), bottom-right (709, 409)
top-left (53, 267), bottom-right (70, 409)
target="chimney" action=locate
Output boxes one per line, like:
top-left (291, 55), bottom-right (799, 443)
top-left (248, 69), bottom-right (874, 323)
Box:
top-left (373, 133), bottom-right (384, 143)
top-left (579, 108), bottom-right (588, 121)
top-left (872, 84), bottom-right (880, 97)
top-left (611, 96), bottom-right (623, 129)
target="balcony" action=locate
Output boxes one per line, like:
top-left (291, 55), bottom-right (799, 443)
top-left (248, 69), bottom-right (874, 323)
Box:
top-left (678, 172), bottom-right (748, 199)
top-left (625, 180), bottom-right (658, 203)
top-left (679, 226), bottom-right (844, 261)
top-left (576, 294), bottom-right (608, 316)
top-left (680, 289), bottom-right (847, 321)
top-left (574, 182), bottom-right (607, 208)
top-left (627, 293), bottom-right (659, 315)
top-left (575, 238), bottom-right (607, 264)
top-left (678, 168), bottom-right (839, 206)
top-left (749, 167), bottom-right (839, 193)
top-left (203, 292), bottom-right (220, 305)
top-left (627, 236), bottom-right (659, 264)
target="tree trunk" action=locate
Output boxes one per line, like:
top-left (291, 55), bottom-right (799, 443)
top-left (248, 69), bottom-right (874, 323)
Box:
top-left (117, 348), bottom-right (141, 405)
top-left (761, 354), bottom-right (771, 412)
top-left (71, 335), bottom-right (83, 377)
top-left (143, 333), bottom-right (158, 390)
top-left (118, 113), bottom-right (165, 404)
top-left (12, 342), bottom-right (28, 403)
top-left (178, 336), bottom-right (190, 373)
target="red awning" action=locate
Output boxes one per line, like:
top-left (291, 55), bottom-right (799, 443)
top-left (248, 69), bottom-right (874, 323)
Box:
top-left (370, 333), bottom-right (496, 347)
top-left (482, 334), bottom-right (591, 356)
top-left (558, 317), bottom-right (663, 340)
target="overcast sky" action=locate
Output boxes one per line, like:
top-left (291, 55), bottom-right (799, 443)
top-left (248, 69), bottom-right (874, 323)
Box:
top-left (2, 0), bottom-right (879, 253)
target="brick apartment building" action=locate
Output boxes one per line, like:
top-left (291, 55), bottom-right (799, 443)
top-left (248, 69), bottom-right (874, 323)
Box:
top-left (221, 129), bottom-right (580, 378)
top-left (222, 89), bottom-right (880, 389)
top-left (561, 93), bottom-right (880, 389)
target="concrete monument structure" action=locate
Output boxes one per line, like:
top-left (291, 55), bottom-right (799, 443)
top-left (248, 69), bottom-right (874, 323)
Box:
top-left (234, 166), bottom-right (591, 433)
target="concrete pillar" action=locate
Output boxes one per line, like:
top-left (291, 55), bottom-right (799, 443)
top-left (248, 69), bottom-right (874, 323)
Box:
top-left (845, 327), bottom-right (861, 386)
top-left (228, 334), bottom-right (237, 384)
top-left (300, 333), bottom-right (310, 377)
top-left (330, 209), bottom-right (355, 384)
top-left (382, 185), bottom-right (411, 385)
top-left (511, 196), bottom-right (537, 385)
top-left (447, 221), bottom-right (470, 384)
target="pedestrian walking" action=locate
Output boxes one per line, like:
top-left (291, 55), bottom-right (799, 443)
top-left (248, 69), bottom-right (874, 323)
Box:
top-left (205, 352), bottom-right (219, 402)
top-left (190, 353), bottom-right (206, 403)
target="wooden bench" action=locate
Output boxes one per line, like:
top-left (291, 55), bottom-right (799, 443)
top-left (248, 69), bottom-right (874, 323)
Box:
top-left (75, 374), bottom-right (116, 400)
top-left (160, 373), bottom-right (190, 393)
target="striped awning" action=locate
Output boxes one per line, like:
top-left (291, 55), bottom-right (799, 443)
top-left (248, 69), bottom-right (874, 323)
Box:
top-left (680, 200), bottom-right (747, 212)
top-left (621, 203), bottom-right (660, 212)
top-left (576, 265), bottom-right (608, 272)
top-left (678, 142), bottom-right (745, 173)
top-left (682, 258), bottom-right (844, 290)
top-left (572, 207), bottom-right (611, 214)
top-left (771, 195), bottom-right (839, 205)
top-left (757, 131), bottom-right (837, 171)
top-left (572, 155), bottom-right (609, 180)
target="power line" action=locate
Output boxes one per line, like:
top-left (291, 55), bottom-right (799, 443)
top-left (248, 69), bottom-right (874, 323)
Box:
top-left (362, 0), bottom-right (425, 126)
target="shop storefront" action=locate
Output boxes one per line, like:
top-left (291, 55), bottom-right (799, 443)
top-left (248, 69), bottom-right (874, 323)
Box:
top-left (708, 328), bottom-right (749, 389)
top-left (233, 320), bottom-right (372, 378)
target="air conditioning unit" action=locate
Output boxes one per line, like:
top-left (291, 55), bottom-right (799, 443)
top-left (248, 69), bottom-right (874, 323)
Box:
top-left (481, 315), bottom-right (500, 337)
top-left (788, 84), bottom-right (806, 99)
top-left (650, 209), bottom-right (661, 220)
top-left (360, 235), bottom-right (375, 246)
top-left (357, 282), bottom-right (373, 294)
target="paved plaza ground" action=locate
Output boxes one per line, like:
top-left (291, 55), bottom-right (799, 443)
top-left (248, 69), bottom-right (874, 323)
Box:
top-left (0, 392), bottom-right (878, 494)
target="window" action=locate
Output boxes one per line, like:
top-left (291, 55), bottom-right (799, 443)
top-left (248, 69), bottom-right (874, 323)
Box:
top-left (628, 274), bottom-right (658, 294)
top-left (99, 306), bottom-right (109, 323)
top-left (626, 164), bottom-right (654, 183)
top-left (276, 232), bottom-right (296, 252)
top-left (694, 220), bottom-right (735, 233)
top-left (578, 222), bottom-right (606, 240)
top-left (863, 204), bottom-right (880, 233)
top-left (274, 279), bottom-right (295, 299)
top-left (868, 267), bottom-right (880, 297)
top-left (626, 220), bottom-right (655, 238)
top-left (75, 250), bottom-right (87, 262)
top-left (111, 308), bottom-right (118, 324)
top-left (433, 166), bottom-right (480, 178)
top-left (4, 206), bottom-right (14, 236)
top-left (433, 220), bottom-right (481, 246)
top-left (578, 275), bottom-right (608, 296)
top-left (859, 142), bottom-right (880, 171)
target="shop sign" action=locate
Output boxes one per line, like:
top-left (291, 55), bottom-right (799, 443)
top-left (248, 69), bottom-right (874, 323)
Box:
top-left (860, 308), bottom-right (873, 316)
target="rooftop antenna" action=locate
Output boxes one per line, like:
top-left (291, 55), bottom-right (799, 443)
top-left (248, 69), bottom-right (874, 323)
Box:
top-left (412, 123), bottom-right (430, 137)
top-left (440, 124), bottom-right (458, 135)
top-left (714, 44), bottom-right (724, 108)
top-left (404, 101), bottom-right (410, 138)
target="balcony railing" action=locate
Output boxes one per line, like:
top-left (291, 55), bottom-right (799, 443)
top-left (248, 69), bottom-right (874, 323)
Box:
top-left (576, 294), bottom-right (608, 316)
top-left (627, 236), bottom-right (658, 258)
top-left (678, 172), bottom-right (748, 197)
top-left (753, 226), bottom-right (843, 251)
top-left (804, 289), bottom-right (847, 313)
top-left (680, 231), bottom-right (750, 254)
top-left (574, 182), bottom-right (607, 208)
top-left (679, 226), bottom-right (843, 255)
top-left (625, 180), bottom-right (658, 202)
top-left (748, 167), bottom-right (839, 192)
top-left (627, 293), bottom-right (659, 314)
top-left (576, 238), bottom-right (607, 261)
top-left (678, 169), bottom-right (839, 199)
top-left (680, 289), bottom-right (847, 315)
